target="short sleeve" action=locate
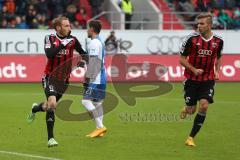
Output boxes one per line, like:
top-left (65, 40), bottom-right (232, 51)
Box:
top-left (44, 35), bottom-right (52, 49)
top-left (179, 35), bottom-right (192, 56)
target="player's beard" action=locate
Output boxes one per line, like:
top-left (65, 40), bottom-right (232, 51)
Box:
top-left (67, 30), bottom-right (71, 37)
top-left (199, 28), bottom-right (205, 35)
top-left (60, 30), bottom-right (71, 37)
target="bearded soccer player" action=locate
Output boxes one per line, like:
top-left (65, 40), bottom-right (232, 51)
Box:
top-left (81, 20), bottom-right (107, 138)
top-left (27, 16), bottom-right (87, 147)
top-left (179, 13), bottom-right (223, 147)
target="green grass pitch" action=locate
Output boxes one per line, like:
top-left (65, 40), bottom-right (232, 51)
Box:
top-left (0, 82), bottom-right (239, 160)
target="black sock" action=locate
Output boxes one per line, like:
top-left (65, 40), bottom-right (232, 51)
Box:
top-left (189, 112), bottom-right (206, 138)
top-left (46, 109), bottom-right (55, 140)
top-left (32, 102), bottom-right (44, 113)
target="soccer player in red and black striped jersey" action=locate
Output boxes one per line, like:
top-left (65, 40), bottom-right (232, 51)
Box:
top-left (179, 13), bottom-right (223, 147)
top-left (27, 16), bottom-right (87, 147)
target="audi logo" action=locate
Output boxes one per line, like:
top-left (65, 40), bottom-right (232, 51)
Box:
top-left (198, 49), bottom-right (212, 56)
top-left (146, 36), bottom-right (185, 54)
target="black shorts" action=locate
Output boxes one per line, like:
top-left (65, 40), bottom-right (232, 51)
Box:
top-left (42, 75), bottom-right (69, 102)
top-left (183, 79), bottom-right (215, 106)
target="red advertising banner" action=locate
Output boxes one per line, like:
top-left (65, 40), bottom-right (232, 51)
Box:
top-left (0, 54), bottom-right (240, 82)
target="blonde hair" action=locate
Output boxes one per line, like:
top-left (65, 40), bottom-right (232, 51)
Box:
top-left (197, 13), bottom-right (212, 24)
top-left (52, 16), bottom-right (69, 30)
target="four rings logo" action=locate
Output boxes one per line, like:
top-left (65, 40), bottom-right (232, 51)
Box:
top-left (146, 36), bottom-right (185, 54)
top-left (198, 49), bottom-right (212, 57)
top-left (57, 49), bottom-right (68, 57)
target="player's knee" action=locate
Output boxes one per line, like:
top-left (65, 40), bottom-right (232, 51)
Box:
top-left (93, 101), bottom-right (103, 108)
top-left (82, 99), bottom-right (95, 111)
top-left (47, 96), bottom-right (57, 109)
top-left (47, 107), bottom-right (55, 113)
top-left (82, 99), bottom-right (90, 106)
top-left (48, 100), bottom-right (57, 109)
top-left (199, 99), bottom-right (209, 112)
top-left (199, 106), bottom-right (208, 113)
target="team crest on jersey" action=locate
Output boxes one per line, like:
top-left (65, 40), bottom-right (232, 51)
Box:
top-left (212, 42), bottom-right (217, 48)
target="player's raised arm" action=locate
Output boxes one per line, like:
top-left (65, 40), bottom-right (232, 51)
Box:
top-left (44, 35), bottom-right (64, 58)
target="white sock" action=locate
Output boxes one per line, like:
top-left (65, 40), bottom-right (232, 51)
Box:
top-left (82, 99), bottom-right (103, 128)
top-left (93, 102), bottom-right (104, 124)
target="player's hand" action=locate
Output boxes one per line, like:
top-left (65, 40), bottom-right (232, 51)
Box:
top-left (61, 38), bottom-right (73, 46)
top-left (193, 68), bottom-right (204, 76)
top-left (214, 72), bottom-right (219, 80)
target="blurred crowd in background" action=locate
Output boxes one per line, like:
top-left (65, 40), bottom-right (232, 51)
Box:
top-left (1, 0), bottom-right (240, 30)
top-left (168, 0), bottom-right (240, 29)
top-left (0, 0), bottom-right (104, 29)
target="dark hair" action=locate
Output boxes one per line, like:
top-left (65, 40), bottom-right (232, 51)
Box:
top-left (88, 20), bottom-right (102, 34)
top-left (52, 16), bottom-right (69, 30)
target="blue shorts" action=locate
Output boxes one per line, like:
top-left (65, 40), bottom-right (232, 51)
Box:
top-left (83, 83), bottom-right (106, 101)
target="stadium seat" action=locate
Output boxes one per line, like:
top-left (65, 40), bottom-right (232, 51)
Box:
top-left (152, 0), bottom-right (185, 30)
top-left (80, 0), bottom-right (111, 29)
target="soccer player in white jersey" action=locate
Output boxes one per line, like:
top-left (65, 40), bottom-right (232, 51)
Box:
top-left (81, 20), bottom-right (107, 138)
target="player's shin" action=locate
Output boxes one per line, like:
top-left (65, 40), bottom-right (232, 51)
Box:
top-left (93, 101), bottom-right (104, 124)
top-left (82, 99), bottom-right (103, 128)
top-left (46, 108), bottom-right (55, 140)
top-left (189, 111), bottom-right (206, 138)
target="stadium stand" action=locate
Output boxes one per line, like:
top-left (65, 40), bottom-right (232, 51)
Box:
top-left (152, 0), bottom-right (185, 29)
top-left (1, 0), bottom-right (240, 30)
top-left (0, 0), bottom-right (110, 29)
top-left (171, 0), bottom-right (240, 29)
top-left (79, 0), bottom-right (111, 29)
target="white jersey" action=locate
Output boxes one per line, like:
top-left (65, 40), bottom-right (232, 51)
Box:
top-left (87, 36), bottom-right (107, 84)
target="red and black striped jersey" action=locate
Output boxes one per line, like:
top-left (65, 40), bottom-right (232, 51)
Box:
top-left (180, 32), bottom-right (224, 81)
top-left (43, 34), bottom-right (86, 80)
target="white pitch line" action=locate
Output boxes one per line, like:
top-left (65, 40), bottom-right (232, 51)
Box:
top-left (0, 150), bottom-right (63, 160)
